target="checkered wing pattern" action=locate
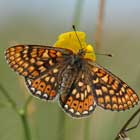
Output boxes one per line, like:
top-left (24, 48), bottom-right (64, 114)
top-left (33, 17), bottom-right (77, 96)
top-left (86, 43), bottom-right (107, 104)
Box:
top-left (5, 45), bottom-right (72, 79)
top-left (25, 65), bottom-right (63, 100)
top-left (88, 63), bottom-right (139, 111)
top-left (59, 70), bottom-right (96, 118)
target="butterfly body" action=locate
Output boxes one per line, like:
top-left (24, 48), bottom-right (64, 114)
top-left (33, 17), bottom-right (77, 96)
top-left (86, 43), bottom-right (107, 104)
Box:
top-left (5, 32), bottom-right (139, 118)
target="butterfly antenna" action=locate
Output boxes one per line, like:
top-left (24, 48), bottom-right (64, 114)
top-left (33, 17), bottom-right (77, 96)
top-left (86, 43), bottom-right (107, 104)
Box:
top-left (95, 53), bottom-right (113, 57)
top-left (72, 25), bottom-right (83, 49)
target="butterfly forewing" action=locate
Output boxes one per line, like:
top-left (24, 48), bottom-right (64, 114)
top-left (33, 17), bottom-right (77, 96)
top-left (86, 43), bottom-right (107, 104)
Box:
top-left (88, 62), bottom-right (139, 111)
top-left (5, 45), bottom-right (72, 79)
top-left (59, 68), bottom-right (96, 118)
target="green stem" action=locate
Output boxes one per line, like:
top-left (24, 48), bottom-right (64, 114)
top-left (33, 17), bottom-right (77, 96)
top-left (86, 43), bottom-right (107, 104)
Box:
top-left (0, 83), bottom-right (32, 140)
top-left (115, 108), bottom-right (140, 140)
top-left (95, 0), bottom-right (106, 48)
top-left (20, 109), bottom-right (31, 140)
top-left (24, 96), bottom-right (33, 111)
top-left (84, 118), bottom-right (91, 140)
top-left (57, 110), bottom-right (66, 140)
top-left (0, 84), bottom-right (17, 111)
top-left (19, 96), bottom-right (33, 140)
top-left (73, 0), bottom-right (85, 27)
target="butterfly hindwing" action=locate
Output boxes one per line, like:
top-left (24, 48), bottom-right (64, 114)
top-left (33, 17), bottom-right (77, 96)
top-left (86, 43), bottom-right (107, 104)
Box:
top-left (59, 69), bottom-right (96, 118)
top-left (5, 45), bottom-right (72, 79)
top-left (25, 65), bottom-right (63, 100)
top-left (88, 63), bottom-right (139, 111)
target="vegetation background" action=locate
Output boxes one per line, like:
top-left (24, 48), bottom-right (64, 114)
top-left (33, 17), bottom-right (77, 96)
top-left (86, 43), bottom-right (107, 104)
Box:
top-left (0, 0), bottom-right (140, 140)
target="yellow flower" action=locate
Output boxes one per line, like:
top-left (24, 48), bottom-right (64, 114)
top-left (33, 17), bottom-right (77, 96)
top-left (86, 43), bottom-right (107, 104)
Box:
top-left (54, 31), bottom-right (96, 61)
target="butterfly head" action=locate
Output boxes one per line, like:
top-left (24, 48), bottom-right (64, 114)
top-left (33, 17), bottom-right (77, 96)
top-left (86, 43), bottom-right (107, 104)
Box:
top-left (54, 31), bottom-right (96, 61)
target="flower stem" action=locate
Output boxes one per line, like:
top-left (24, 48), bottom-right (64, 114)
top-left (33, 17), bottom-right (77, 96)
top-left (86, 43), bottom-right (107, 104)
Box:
top-left (114, 108), bottom-right (140, 140)
top-left (73, 0), bottom-right (84, 27)
top-left (57, 110), bottom-right (66, 140)
top-left (20, 96), bottom-right (33, 140)
top-left (95, 0), bottom-right (106, 48)
top-left (0, 84), bottom-right (17, 112)
top-left (84, 119), bottom-right (91, 140)
top-left (0, 83), bottom-right (32, 140)
top-left (20, 109), bottom-right (31, 140)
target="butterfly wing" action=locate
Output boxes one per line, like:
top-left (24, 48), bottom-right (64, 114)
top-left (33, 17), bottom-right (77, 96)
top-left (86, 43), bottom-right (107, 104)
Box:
top-left (25, 64), bottom-right (64, 100)
top-left (88, 62), bottom-right (139, 111)
top-left (59, 68), bottom-right (96, 118)
top-left (5, 45), bottom-right (73, 79)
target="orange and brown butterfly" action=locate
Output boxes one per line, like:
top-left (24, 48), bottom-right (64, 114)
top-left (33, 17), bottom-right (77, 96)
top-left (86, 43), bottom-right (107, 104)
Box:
top-left (5, 31), bottom-right (139, 118)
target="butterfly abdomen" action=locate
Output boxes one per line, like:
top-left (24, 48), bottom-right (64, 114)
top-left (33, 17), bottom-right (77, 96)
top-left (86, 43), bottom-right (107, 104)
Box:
top-left (58, 65), bottom-right (78, 94)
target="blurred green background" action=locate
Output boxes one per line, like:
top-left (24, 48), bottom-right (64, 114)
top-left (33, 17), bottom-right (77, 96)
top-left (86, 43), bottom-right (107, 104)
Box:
top-left (0, 0), bottom-right (140, 140)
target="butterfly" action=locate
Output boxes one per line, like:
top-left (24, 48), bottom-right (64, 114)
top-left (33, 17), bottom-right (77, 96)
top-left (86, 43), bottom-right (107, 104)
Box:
top-left (5, 31), bottom-right (139, 118)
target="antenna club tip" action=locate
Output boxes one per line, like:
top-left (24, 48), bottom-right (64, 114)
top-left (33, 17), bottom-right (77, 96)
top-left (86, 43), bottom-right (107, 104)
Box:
top-left (72, 25), bottom-right (76, 30)
top-left (95, 53), bottom-right (113, 57)
top-left (108, 54), bottom-right (113, 57)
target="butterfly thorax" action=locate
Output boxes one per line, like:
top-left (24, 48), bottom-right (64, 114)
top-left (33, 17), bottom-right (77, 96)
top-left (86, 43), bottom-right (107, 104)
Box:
top-left (77, 48), bottom-right (86, 57)
top-left (58, 54), bottom-right (85, 95)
